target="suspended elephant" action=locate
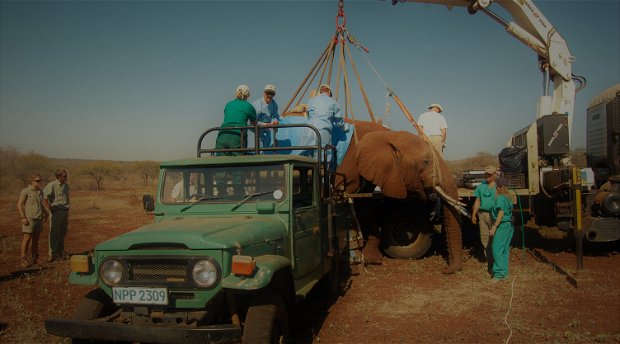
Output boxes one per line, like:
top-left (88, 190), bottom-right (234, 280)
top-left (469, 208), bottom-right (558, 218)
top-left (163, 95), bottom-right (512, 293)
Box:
top-left (335, 120), bottom-right (463, 274)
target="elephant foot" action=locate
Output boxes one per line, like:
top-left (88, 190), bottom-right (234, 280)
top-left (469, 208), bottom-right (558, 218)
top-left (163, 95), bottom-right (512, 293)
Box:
top-left (441, 264), bottom-right (462, 274)
top-left (362, 236), bottom-right (383, 264)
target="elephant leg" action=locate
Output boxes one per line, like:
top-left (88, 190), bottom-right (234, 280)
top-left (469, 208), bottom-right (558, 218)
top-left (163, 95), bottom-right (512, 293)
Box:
top-left (354, 199), bottom-right (383, 264)
top-left (442, 205), bottom-right (463, 274)
top-left (363, 236), bottom-right (383, 264)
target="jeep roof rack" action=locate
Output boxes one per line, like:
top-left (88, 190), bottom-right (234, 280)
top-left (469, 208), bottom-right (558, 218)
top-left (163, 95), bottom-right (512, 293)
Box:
top-left (197, 123), bottom-right (334, 163)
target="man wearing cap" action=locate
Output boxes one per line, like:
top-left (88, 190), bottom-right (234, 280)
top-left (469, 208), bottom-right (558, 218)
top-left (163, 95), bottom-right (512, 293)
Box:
top-left (305, 84), bottom-right (346, 161)
top-left (472, 166), bottom-right (497, 268)
top-left (418, 103), bottom-right (447, 155)
top-left (215, 85), bottom-right (257, 156)
top-left (248, 84), bottom-right (280, 149)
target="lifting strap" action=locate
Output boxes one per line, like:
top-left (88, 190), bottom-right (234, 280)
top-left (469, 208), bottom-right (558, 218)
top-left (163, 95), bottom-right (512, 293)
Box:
top-left (282, 0), bottom-right (444, 189)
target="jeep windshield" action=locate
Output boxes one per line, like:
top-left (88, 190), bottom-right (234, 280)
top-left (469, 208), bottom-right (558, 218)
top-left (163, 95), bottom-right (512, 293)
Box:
top-left (161, 164), bottom-right (286, 204)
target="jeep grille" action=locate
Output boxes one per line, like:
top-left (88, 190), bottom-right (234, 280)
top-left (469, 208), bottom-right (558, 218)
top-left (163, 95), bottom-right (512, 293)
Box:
top-left (130, 261), bottom-right (187, 283)
top-left (170, 292), bottom-right (195, 300)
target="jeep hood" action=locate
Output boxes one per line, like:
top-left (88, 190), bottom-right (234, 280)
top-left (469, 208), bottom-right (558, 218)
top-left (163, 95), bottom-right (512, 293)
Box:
top-left (95, 216), bottom-right (287, 251)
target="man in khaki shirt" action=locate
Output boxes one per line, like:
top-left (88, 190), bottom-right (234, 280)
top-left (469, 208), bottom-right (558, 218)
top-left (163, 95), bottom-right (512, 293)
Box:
top-left (17, 174), bottom-right (48, 268)
top-left (43, 169), bottom-right (70, 262)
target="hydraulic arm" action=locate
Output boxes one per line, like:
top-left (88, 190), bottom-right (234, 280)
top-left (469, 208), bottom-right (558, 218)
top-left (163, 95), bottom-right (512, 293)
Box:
top-left (390, 0), bottom-right (578, 136)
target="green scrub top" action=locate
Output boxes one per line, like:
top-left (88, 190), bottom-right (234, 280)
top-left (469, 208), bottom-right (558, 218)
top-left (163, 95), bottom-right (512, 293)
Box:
top-left (474, 181), bottom-right (496, 211)
top-left (491, 195), bottom-right (513, 223)
top-left (221, 99), bottom-right (257, 131)
top-left (215, 98), bottom-right (257, 155)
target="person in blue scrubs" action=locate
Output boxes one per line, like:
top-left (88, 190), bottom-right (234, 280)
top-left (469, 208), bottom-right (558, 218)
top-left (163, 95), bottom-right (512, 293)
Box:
top-left (249, 84), bottom-right (279, 149)
top-left (305, 84), bottom-right (346, 162)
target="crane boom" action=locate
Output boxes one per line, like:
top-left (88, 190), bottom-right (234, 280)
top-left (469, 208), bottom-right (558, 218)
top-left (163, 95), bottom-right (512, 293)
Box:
top-left (391, 0), bottom-right (577, 135)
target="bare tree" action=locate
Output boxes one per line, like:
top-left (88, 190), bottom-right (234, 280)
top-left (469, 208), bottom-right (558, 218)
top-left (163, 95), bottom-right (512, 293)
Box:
top-left (133, 161), bottom-right (159, 186)
top-left (79, 161), bottom-right (123, 190)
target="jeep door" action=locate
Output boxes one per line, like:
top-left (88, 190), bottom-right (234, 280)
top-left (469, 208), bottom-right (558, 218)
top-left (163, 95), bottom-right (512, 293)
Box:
top-left (291, 165), bottom-right (322, 279)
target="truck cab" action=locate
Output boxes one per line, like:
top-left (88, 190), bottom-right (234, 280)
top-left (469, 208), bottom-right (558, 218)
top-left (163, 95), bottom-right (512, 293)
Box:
top-left (46, 124), bottom-right (352, 343)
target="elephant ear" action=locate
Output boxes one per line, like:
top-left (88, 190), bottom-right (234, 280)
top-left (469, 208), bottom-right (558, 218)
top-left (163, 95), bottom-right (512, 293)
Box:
top-left (356, 131), bottom-right (408, 199)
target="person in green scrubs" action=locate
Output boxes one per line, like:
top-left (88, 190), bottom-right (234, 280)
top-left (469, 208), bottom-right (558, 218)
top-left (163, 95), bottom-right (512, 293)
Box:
top-left (215, 84), bottom-right (257, 156)
top-left (490, 177), bottom-right (514, 282)
top-left (214, 85), bottom-right (257, 198)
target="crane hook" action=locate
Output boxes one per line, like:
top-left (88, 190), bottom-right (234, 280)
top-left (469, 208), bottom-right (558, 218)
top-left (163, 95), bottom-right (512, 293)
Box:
top-left (336, 0), bottom-right (346, 32)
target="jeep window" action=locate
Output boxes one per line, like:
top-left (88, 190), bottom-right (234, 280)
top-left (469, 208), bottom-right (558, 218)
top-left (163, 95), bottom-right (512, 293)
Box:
top-left (292, 166), bottom-right (314, 207)
top-left (161, 165), bottom-right (286, 204)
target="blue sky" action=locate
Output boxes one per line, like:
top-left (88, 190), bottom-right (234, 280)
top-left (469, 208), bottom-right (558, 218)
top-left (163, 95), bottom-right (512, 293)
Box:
top-left (1, 0), bottom-right (618, 162)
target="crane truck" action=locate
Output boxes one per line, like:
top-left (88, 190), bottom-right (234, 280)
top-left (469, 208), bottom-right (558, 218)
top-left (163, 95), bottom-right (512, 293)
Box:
top-left (391, 0), bottom-right (619, 243)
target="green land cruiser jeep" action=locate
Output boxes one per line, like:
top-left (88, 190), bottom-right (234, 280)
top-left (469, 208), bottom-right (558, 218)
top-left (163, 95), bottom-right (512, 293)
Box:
top-left (46, 124), bottom-right (352, 343)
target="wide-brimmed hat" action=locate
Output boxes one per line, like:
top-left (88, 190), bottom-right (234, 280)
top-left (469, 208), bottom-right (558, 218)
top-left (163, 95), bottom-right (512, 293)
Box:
top-left (264, 84), bottom-right (276, 95)
top-left (428, 103), bottom-right (443, 113)
top-left (485, 166), bottom-right (497, 175)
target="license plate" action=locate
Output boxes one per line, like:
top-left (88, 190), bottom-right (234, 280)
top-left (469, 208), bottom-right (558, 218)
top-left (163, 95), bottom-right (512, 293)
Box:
top-left (112, 287), bottom-right (168, 305)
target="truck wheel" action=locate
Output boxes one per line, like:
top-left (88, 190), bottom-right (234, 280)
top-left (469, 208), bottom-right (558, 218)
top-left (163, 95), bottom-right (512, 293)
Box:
top-left (318, 238), bottom-right (342, 297)
top-left (71, 289), bottom-right (119, 344)
top-left (384, 231), bottom-right (433, 259)
top-left (242, 292), bottom-right (288, 344)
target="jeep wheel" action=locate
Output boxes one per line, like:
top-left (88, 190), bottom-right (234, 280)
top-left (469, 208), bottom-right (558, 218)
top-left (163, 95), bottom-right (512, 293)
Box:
top-left (242, 292), bottom-right (288, 344)
top-left (71, 289), bottom-right (119, 344)
top-left (384, 231), bottom-right (433, 259)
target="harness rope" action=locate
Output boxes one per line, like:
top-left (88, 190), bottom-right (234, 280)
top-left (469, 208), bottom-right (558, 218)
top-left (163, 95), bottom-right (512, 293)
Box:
top-left (282, 0), bottom-right (445, 189)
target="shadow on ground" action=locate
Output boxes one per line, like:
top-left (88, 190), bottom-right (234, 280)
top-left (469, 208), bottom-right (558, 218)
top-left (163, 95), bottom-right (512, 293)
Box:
top-left (0, 266), bottom-right (52, 283)
top-left (290, 267), bottom-right (355, 344)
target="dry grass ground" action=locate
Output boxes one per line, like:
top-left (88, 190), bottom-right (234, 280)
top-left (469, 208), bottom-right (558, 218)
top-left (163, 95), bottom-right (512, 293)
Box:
top-left (0, 185), bottom-right (619, 343)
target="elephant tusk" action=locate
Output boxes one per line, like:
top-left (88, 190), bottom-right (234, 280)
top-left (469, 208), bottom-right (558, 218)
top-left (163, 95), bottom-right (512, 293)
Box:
top-left (434, 186), bottom-right (471, 218)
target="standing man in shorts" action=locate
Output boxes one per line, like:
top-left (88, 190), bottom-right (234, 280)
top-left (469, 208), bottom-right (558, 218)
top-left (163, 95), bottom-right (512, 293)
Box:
top-left (17, 174), bottom-right (48, 268)
top-left (43, 169), bottom-right (70, 262)
top-left (418, 103), bottom-right (448, 156)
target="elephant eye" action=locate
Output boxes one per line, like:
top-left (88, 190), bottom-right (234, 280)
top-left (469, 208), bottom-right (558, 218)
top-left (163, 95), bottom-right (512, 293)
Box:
top-left (423, 159), bottom-right (429, 165)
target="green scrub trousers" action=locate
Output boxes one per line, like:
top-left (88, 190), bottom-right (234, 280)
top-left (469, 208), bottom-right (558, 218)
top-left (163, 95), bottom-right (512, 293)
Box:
top-left (492, 222), bottom-right (514, 279)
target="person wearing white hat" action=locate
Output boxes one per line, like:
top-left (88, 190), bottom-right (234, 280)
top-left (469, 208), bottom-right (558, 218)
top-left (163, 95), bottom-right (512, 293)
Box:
top-left (304, 84), bottom-right (346, 161)
top-left (418, 103), bottom-right (448, 155)
top-left (215, 85), bottom-right (257, 156)
top-left (248, 84), bottom-right (280, 149)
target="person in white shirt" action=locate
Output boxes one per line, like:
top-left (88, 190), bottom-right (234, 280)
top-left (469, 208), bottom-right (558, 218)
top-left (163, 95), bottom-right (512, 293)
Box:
top-left (171, 174), bottom-right (198, 201)
top-left (418, 103), bottom-right (447, 155)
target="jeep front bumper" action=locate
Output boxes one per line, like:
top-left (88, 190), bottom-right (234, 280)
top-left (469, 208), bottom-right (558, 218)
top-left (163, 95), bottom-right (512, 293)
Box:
top-left (45, 318), bottom-right (241, 344)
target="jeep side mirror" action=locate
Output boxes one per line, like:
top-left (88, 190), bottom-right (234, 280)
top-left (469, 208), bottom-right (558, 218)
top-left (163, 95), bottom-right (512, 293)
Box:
top-left (142, 194), bottom-right (155, 213)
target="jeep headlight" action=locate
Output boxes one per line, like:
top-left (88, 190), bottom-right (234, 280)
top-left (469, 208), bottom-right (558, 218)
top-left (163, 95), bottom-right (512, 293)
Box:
top-left (192, 259), bottom-right (220, 288)
top-left (100, 259), bottom-right (123, 286)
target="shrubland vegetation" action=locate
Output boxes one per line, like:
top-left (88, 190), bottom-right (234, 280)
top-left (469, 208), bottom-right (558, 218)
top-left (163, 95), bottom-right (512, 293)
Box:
top-left (0, 146), bottom-right (587, 194)
top-left (0, 147), bottom-right (159, 194)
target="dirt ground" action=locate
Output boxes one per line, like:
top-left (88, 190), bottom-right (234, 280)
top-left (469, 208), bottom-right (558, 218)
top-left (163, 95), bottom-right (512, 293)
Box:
top-left (1, 190), bottom-right (619, 344)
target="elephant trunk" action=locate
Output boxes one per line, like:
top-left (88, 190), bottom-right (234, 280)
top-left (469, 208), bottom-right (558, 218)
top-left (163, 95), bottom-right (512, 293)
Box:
top-left (442, 204), bottom-right (463, 274)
